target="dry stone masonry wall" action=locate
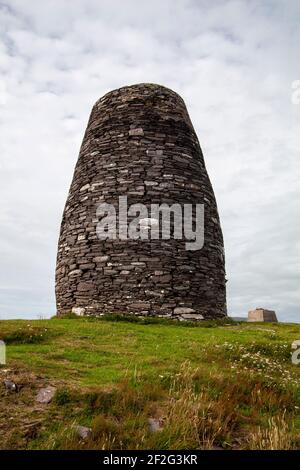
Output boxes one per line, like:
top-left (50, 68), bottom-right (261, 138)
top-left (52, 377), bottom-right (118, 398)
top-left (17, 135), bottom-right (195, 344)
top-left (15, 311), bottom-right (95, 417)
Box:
top-left (55, 83), bottom-right (227, 320)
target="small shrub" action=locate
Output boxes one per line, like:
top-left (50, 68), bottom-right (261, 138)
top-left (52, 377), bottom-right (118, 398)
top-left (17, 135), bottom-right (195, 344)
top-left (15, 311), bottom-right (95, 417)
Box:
top-left (1, 326), bottom-right (53, 344)
top-left (85, 390), bottom-right (118, 415)
top-left (92, 414), bottom-right (119, 440)
top-left (54, 389), bottom-right (72, 405)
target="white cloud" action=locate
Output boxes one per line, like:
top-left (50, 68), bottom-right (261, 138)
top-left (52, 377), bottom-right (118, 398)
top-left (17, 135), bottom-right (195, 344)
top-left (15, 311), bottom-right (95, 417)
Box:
top-left (0, 0), bottom-right (299, 321)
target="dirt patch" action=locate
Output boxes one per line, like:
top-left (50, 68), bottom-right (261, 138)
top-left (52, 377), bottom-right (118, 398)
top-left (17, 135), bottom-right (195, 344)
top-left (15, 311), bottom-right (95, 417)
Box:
top-left (0, 366), bottom-right (62, 449)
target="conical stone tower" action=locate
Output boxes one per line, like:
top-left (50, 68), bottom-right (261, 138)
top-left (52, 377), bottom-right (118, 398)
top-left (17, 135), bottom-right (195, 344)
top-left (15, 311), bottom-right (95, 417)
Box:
top-left (56, 84), bottom-right (226, 320)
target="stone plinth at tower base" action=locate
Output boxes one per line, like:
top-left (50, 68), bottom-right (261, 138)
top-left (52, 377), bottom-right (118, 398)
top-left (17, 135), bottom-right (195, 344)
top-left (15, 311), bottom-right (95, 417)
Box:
top-left (248, 308), bottom-right (278, 323)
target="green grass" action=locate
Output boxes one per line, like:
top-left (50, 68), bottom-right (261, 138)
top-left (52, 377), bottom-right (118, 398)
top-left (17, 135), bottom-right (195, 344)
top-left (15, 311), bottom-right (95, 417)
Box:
top-left (0, 316), bottom-right (299, 449)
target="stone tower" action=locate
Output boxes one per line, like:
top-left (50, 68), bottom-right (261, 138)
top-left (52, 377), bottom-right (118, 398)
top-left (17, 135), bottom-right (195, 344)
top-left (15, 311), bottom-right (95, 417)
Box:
top-left (55, 83), bottom-right (226, 320)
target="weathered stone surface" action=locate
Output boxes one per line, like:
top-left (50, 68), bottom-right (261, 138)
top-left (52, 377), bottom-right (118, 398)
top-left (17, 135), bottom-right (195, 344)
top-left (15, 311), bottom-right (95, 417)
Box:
top-left (94, 256), bottom-right (109, 263)
top-left (55, 83), bottom-right (227, 320)
top-left (68, 269), bottom-right (82, 277)
top-left (128, 302), bottom-right (151, 310)
top-left (248, 308), bottom-right (278, 323)
top-left (181, 313), bottom-right (204, 320)
top-left (72, 307), bottom-right (85, 316)
top-left (3, 379), bottom-right (17, 392)
top-left (148, 417), bottom-right (163, 433)
top-left (173, 307), bottom-right (195, 315)
top-left (129, 127), bottom-right (144, 136)
top-left (75, 425), bottom-right (92, 440)
top-left (77, 282), bottom-right (94, 291)
top-left (36, 386), bottom-right (56, 404)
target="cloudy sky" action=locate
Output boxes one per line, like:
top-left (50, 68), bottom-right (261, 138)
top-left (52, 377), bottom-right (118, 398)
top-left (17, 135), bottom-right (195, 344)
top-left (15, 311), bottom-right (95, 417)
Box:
top-left (0, 0), bottom-right (299, 321)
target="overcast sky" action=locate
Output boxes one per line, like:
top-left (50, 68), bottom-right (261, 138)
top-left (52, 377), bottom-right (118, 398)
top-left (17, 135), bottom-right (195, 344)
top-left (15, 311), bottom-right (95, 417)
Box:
top-left (0, 0), bottom-right (299, 321)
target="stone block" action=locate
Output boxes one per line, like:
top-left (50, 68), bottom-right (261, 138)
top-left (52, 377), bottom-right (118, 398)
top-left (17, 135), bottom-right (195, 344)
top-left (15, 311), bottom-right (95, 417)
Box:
top-left (129, 128), bottom-right (144, 136)
top-left (248, 308), bottom-right (278, 323)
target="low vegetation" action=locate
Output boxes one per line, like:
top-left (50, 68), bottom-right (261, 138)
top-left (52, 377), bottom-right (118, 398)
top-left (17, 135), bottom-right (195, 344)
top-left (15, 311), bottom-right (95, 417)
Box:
top-left (0, 315), bottom-right (299, 449)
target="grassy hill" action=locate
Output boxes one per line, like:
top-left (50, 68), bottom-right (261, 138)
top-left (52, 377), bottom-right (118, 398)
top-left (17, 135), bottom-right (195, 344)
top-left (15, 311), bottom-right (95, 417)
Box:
top-left (0, 315), bottom-right (299, 450)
